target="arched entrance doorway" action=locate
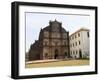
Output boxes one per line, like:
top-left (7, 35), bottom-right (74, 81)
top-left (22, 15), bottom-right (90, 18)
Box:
top-left (54, 49), bottom-right (59, 59)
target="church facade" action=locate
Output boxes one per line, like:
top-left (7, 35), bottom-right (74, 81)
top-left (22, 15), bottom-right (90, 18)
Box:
top-left (28, 20), bottom-right (70, 61)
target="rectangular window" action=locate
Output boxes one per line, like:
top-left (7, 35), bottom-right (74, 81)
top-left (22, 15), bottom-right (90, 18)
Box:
top-left (87, 32), bottom-right (89, 37)
top-left (78, 33), bottom-right (80, 37)
top-left (79, 41), bottom-right (81, 45)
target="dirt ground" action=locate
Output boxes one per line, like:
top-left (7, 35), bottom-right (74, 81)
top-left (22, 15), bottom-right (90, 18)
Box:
top-left (25, 59), bottom-right (89, 68)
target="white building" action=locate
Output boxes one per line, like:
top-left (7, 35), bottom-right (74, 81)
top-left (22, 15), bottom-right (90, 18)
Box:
top-left (70, 28), bottom-right (90, 59)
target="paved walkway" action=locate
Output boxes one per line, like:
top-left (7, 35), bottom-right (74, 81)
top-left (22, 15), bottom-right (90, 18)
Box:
top-left (26, 59), bottom-right (60, 64)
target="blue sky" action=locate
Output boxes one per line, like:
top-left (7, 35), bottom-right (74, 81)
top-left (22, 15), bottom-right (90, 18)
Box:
top-left (26, 12), bottom-right (90, 52)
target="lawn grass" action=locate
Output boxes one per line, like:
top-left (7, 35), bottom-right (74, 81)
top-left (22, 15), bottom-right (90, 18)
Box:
top-left (25, 59), bottom-right (89, 68)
